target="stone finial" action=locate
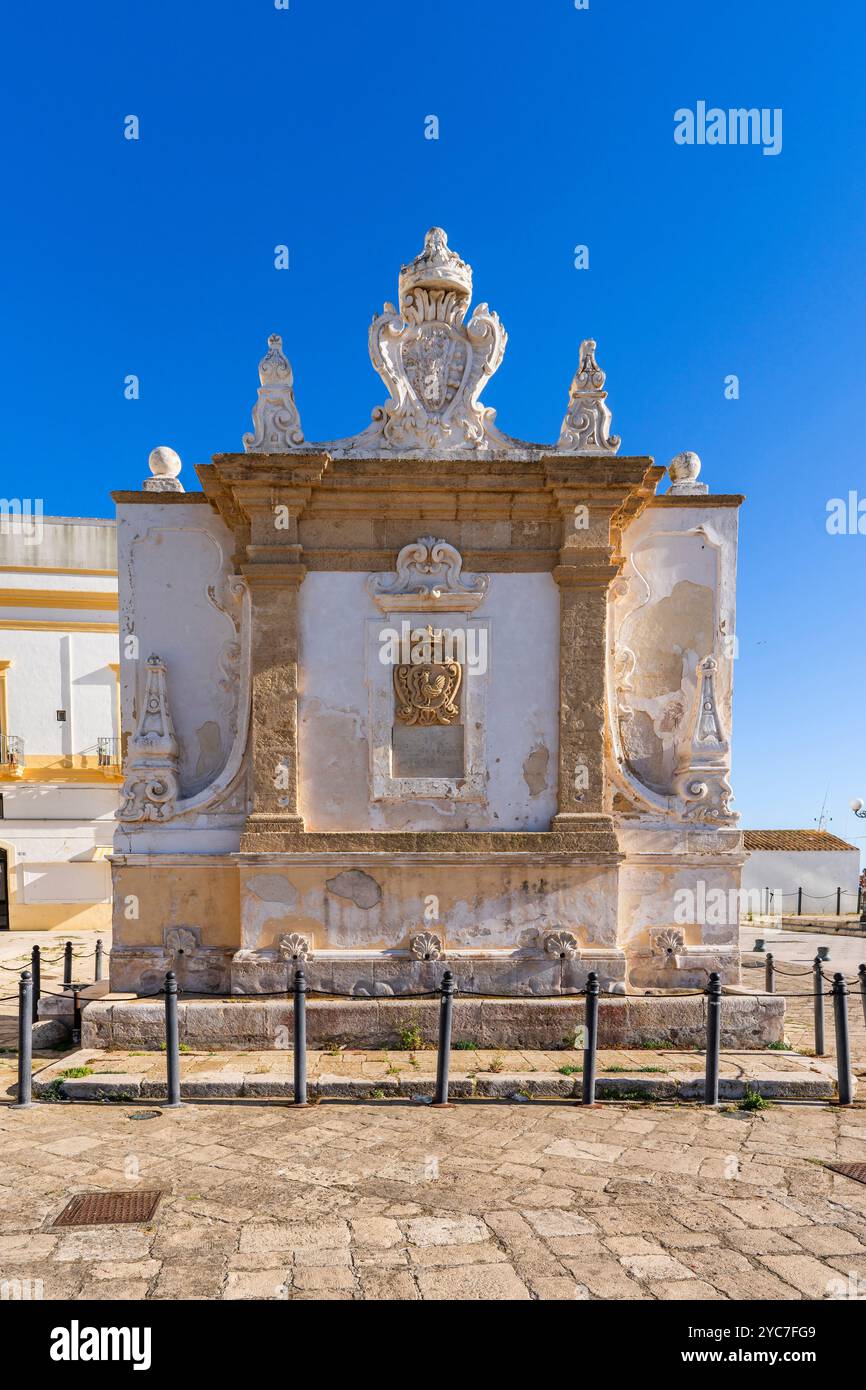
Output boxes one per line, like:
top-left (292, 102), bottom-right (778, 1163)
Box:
top-left (144, 446), bottom-right (184, 493)
top-left (557, 339), bottom-right (620, 454)
top-left (116, 654), bottom-right (180, 823)
top-left (668, 451), bottom-right (708, 496)
top-left (398, 226), bottom-right (473, 304)
top-left (672, 656), bottom-right (737, 825)
top-left (243, 334), bottom-right (305, 453)
top-left (361, 227), bottom-right (508, 454)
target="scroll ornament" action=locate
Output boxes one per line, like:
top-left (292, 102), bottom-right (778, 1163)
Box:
top-left (117, 655), bottom-right (180, 823)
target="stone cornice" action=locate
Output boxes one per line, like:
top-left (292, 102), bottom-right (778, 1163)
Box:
top-left (237, 828), bottom-right (625, 859)
top-left (649, 494), bottom-right (745, 508)
top-left (111, 491), bottom-right (209, 504)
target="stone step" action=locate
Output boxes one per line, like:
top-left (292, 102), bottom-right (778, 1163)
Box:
top-left (22, 1047), bottom-right (847, 1103)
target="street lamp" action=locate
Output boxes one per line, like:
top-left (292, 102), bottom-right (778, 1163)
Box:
top-left (852, 799), bottom-right (866, 922)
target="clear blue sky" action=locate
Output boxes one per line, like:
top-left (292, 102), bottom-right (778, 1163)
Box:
top-left (3, 1), bottom-right (864, 843)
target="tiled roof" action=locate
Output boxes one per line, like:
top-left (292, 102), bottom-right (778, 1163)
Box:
top-left (743, 830), bottom-right (858, 852)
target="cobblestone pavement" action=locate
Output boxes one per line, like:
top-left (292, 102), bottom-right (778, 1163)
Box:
top-left (2, 1097), bottom-right (866, 1301)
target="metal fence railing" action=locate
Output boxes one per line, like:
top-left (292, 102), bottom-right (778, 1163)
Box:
top-left (7, 954), bottom-right (866, 1112)
top-left (756, 886), bottom-right (865, 918)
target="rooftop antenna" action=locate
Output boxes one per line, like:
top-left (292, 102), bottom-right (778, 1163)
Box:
top-left (814, 784), bottom-right (832, 832)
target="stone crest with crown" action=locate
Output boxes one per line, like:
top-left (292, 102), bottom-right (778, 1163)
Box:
top-left (358, 226), bottom-right (509, 453)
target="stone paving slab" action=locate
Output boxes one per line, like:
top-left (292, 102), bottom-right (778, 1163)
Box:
top-left (2, 1094), bottom-right (866, 1301)
top-left (18, 1046), bottom-right (847, 1103)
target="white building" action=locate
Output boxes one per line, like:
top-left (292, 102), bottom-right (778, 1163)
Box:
top-left (741, 830), bottom-right (861, 917)
top-left (0, 516), bottom-right (120, 931)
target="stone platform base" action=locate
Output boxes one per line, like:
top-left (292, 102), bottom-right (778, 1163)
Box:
top-left (82, 990), bottom-right (784, 1052)
top-left (27, 1044), bottom-right (841, 1103)
top-left (778, 917), bottom-right (866, 939)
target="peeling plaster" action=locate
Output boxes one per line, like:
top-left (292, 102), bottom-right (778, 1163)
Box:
top-left (194, 720), bottom-right (223, 782)
top-left (325, 868), bottom-right (382, 909)
top-left (522, 744), bottom-right (550, 797)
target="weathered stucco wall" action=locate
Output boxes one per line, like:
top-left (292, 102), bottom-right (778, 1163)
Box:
top-left (116, 501), bottom-right (241, 802)
top-left (297, 571), bottom-right (560, 832)
top-left (236, 856), bottom-right (617, 953)
top-left (742, 849), bottom-right (861, 906)
top-left (611, 503), bottom-right (738, 805)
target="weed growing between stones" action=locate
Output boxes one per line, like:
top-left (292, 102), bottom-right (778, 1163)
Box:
top-left (738, 1087), bottom-right (772, 1111)
top-left (397, 1020), bottom-right (425, 1051)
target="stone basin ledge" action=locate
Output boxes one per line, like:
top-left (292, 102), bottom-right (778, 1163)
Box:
top-left (79, 992), bottom-right (785, 1052)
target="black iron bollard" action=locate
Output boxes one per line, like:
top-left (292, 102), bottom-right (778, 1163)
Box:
top-left (94, 938), bottom-right (104, 983)
top-left (433, 970), bottom-right (455, 1107)
top-left (765, 952), bottom-right (775, 994)
top-left (15, 971), bottom-right (33, 1109)
top-left (813, 955), bottom-right (826, 1056)
top-left (30, 944), bottom-right (40, 1025)
top-left (72, 989), bottom-right (81, 1046)
top-left (704, 971), bottom-right (722, 1105)
top-left (582, 971), bottom-right (599, 1106)
top-left (859, 964), bottom-right (866, 1030)
top-left (63, 940), bottom-right (73, 990)
top-left (293, 968), bottom-right (308, 1106)
top-left (163, 971), bottom-right (182, 1108)
top-left (832, 973), bottom-right (853, 1106)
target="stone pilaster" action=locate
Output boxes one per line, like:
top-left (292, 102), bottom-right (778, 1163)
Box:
top-left (240, 563), bottom-right (305, 845)
top-left (551, 560), bottom-right (620, 853)
top-left (546, 471), bottom-right (641, 856)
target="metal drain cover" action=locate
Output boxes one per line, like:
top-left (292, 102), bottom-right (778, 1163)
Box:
top-left (53, 1191), bottom-right (163, 1227)
top-left (827, 1163), bottom-right (866, 1187)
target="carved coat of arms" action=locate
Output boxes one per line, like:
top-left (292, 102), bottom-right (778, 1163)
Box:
top-left (363, 228), bottom-right (508, 453)
top-left (394, 653), bottom-right (462, 727)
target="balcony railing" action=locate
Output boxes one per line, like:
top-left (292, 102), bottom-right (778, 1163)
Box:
top-left (0, 734), bottom-right (25, 769)
top-left (97, 736), bottom-right (120, 768)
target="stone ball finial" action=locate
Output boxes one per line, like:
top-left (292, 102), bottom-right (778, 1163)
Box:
top-left (667, 451), bottom-right (708, 496)
top-left (144, 446), bottom-right (184, 493)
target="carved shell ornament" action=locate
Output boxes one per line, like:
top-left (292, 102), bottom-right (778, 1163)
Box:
top-left (164, 926), bottom-right (200, 957)
top-left (652, 928), bottom-right (685, 960)
top-left (410, 932), bottom-right (444, 960)
top-left (279, 933), bottom-right (311, 961)
top-left (544, 931), bottom-right (579, 960)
